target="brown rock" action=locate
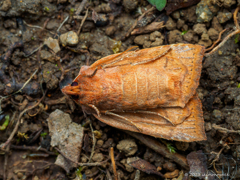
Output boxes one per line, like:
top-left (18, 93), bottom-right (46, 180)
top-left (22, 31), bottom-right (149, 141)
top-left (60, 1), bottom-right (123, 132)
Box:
top-left (175, 142), bottom-right (189, 151)
top-left (117, 139), bottom-right (138, 156)
top-left (123, 0), bottom-right (138, 12)
top-left (121, 159), bottom-right (134, 172)
top-left (205, 122), bottom-right (212, 132)
top-left (102, 138), bottom-right (114, 148)
top-left (180, 6), bottom-right (197, 23)
top-left (97, 139), bottom-right (104, 147)
top-left (177, 19), bottom-right (185, 29)
top-left (217, 11), bottom-right (232, 24)
top-left (134, 35), bottom-right (150, 45)
top-left (183, 30), bottom-right (194, 42)
top-left (149, 31), bottom-right (162, 41)
top-left (201, 33), bottom-right (210, 41)
top-left (168, 30), bottom-right (183, 44)
top-left (208, 28), bottom-right (219, 40)
top-left (166, 17), bottom-right (177, 30)
top-left (211, 17), bottom-right (223, 32)
top-left (92, 153), bottom-right (104, 162)
top-left (198, 39), bottom-right (212, 47)
top-left (150, 31), bottom-right (164, 47)
top-left (223, 0), bottom-right (236, 8)
top-left (151, 38), bottom-right (164, 47)
top-left (0, 0), bottom-right (11, 11)
top-left (143, 40), bottom-right (151, 48)
top-left (193, 24), bottom-right (207, 34)
top-left (105, 26), bottom-right (116, 36)
top-left (172, 11), bottom-right (180, 19)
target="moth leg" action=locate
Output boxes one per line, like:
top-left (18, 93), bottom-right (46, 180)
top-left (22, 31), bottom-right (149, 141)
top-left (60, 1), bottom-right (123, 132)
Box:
top-left (134, 110), bottom-right (176, 126)
top-left (104, 111), bottom-right (142, 132)
top-left (131, 47), bottom-right (172, 66)
top-left (88, 104), bottom-right (101, 117)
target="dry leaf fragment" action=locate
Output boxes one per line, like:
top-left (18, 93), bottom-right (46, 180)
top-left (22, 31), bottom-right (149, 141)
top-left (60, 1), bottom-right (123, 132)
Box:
top-left (127, 157), bottom-right (164, 177)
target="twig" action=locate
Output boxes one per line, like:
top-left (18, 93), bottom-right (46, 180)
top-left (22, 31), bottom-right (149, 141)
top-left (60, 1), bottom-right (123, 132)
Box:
top-left (212, 124), bottom-right (240, 134)
top-left (38, 18), bottom-right (50, 38)
top-left (205, 6), bottom-right (240, 57)
top-left (122, 6), bottom-right (156, 41)
top-left (88, 122), bottom-right (96, 163)
top-left (126, 131), bottom-right (189, 170)
top-left (24, 44), bottom-right (43, 57)
top-left (77, 8), bottom-right (88, 35)
top-left (54, 147), bottom-right (109, 166)
top-left (106, 169), bottom-right (113, 180)
top-left (205, 28), bottom-right (229, 52)
top-left (1, 91), bottom-right (47, 149)
top-left (110, 147), bottom-right (118, 180)
top-left (134, 170), bottom-right (141, 180)
top-left (10, 145), bottom-right (56, 155)
top-left (75, 0), bottom-right (88, 15)
top-left (0, 96), bottom-right (8, 114)
top-left (210, 146), bottom-right (225, 166)
top-left (3, 144), bottom-right (10, 180)
top-left (23, 21), bottom-right (55, 35)
top-left (14, 69), bottom-right (38, 94)
top-left (57, 15), bottom-right (69, 33)
top-left (37, 43), bottom-right (43, 69)
top-left (57, 60), bottom-right (65, 82)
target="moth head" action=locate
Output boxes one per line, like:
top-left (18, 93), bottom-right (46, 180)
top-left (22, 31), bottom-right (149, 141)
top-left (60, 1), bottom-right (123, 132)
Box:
top-left (61, 81), bottom-right (81, 100)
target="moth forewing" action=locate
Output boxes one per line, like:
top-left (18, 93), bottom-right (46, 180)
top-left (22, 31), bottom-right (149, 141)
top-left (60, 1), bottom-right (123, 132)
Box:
top-left (94, 95), bottom-right (206, 142)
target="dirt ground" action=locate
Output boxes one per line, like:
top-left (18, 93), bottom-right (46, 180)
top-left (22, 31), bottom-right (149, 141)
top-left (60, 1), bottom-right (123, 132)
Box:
top-left (1, 0), bottom-right (240, 179)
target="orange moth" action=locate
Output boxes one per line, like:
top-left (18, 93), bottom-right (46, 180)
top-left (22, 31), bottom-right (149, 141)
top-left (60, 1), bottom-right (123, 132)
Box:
top-left (61, 44), bottom-right (207, 142)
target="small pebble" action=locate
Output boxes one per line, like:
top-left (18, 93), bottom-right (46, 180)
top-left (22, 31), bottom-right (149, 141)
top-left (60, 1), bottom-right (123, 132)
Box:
top-left (207, 28), bottom-right (219, 40)
top-left (97, 139), bottom-right (104, 147)
top-left (117, 139), bottom-right (138, 156)
top-left (17, 172), bottom-right (24, 179)
top-left (172, 11), bottom-right (180, 19)
top-left (201, 33), bottom-right (209, 41)
top-left (163, 162), bottom-right (177, 172)
top-left (205, 122), bottom-right (212, 132)
top-left (165, 17), bottom-right (177, 30)
top-left (92, 153), bottom-right (104, 162)
top-left (15, 95), bottom-right (24, 102)
top-left (217, 11), bottom-right (232, 24)
top-left (44, 37), bottom-right (60, 53)
top-left (102, 138), bottom-right (114, 148)
top-left (175, 142), bottom-right (189, 151)
top-left (60, 31), bottom-right (79, 46)
top-left (193, 24), bottom-right (207, 35)
top-left (123, 0), bottom-right (138, 12)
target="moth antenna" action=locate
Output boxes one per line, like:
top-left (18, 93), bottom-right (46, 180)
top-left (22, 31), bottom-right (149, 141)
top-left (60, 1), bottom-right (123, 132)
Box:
top-left (104, 111), bottom-right (142, 132)
top-left (88, 104), bottom-right (101, 117)
top-left (102, 46), bottom-right (138, 69)
top-left (134, 110), bottom-right (176, 126)
top-left (84, 67), bottom-right (98, 77)
top-left (131, 47), bottom-right (172, 66)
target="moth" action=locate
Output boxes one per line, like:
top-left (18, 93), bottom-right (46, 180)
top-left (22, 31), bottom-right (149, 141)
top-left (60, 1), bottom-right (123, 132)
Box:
top-left (61, 44), bottom-right (207, 142)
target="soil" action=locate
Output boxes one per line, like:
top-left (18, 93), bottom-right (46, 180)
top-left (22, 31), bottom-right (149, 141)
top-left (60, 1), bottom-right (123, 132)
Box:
top-left (0, 0), bottom-right (240, 179)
